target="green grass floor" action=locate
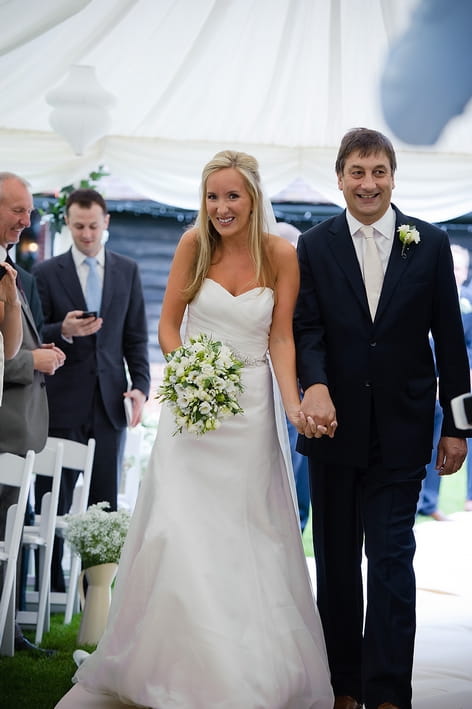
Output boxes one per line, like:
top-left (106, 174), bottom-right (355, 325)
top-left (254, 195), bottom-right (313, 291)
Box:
top-left (0, 614), bottom-right (96, 709)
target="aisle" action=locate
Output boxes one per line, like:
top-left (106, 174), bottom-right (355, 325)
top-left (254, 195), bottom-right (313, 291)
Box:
top-left (412, 511), bottom-right (472, 708)
top-left (306, 512), bottom-right (472, 708)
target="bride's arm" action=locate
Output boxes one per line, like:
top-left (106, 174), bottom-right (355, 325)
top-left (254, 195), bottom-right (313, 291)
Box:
top-left (268, 238), bottom-right (303, 431)
top-left (158, 230), bottom-right (197, 356)
top-left (0, 262), bottom-right (22, 359)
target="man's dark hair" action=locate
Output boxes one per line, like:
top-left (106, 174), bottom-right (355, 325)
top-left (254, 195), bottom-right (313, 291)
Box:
top-left (335, 127), bottom-right (397, 176)
top-left (65, 188), bottom-right (108, 215)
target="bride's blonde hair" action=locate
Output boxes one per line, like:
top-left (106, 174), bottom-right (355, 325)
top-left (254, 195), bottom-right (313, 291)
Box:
top-left (185, 150), bottom-right (273, 300)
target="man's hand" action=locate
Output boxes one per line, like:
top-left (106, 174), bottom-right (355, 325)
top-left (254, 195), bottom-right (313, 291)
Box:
top-left (436, 436), bottom-right (467, 476)
top-left (299, 383), bottom-right (337, 439)
top-left (32, 343), bottom-right (66, 375)
top-left (61, 310), bottom-right (103, 339)
top-left (123, 389), bottom-right (146, 427)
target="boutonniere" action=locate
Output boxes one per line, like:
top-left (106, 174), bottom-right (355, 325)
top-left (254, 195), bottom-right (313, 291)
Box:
top-left (397, 224), bottom-right (420, 258)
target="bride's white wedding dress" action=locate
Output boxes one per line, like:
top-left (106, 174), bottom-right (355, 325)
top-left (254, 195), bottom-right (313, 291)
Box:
top-left (57, 279), bottom-right (333, 709)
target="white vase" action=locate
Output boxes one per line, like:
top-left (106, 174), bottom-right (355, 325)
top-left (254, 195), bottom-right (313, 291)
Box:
top-left (77, 562), bottom-right (118, 645)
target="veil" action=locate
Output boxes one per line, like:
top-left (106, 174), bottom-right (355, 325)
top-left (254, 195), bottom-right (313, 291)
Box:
top-left (262, 189), bottom-right (278, 235)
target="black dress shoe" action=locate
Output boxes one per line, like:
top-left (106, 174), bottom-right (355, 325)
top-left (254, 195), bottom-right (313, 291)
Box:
top-left (334, 696), bottom-right (362, 709)
top-left (14, 634), bottom-right (56, 656)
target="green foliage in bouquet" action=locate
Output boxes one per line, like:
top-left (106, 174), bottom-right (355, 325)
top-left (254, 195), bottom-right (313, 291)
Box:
top-left (157, 333), bottom-right (245, 436)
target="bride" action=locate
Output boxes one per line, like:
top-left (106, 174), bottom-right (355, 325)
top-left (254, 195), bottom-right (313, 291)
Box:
top-left (55, 150), bottom-right (334, 709)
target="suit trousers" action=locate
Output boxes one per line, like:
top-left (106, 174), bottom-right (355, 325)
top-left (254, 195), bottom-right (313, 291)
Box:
top-left (35, 385), bottom-right (126, 591)
top-left (308, 441), bottom-right (424, 709)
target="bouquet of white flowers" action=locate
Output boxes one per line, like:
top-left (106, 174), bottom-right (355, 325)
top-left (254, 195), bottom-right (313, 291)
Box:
top-left (64, 502), bottom-right (131, 569)
top-left (157, 333), bottom-right (245, 436)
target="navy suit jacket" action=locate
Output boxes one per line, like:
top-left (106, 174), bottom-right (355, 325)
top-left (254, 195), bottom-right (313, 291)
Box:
top-left (459, 295), bottom-right (472, 367)
top-left (294, 205), bottom-right (471, 469)
top-left (33, 249), bottom-right (150, 430)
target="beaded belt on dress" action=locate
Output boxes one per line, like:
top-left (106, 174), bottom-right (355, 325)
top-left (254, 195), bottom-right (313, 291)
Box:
top-left (228, 345), bottom-right (267, 368)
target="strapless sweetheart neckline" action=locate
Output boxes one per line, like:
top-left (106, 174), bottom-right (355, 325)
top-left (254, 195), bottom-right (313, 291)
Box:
top-left (205, 277), bottom-right (273, 298)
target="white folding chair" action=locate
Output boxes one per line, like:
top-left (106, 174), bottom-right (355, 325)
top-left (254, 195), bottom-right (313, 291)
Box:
top-left (0, 450), bottom-right (35, 656)
top-left (47, 437), bottom-right (95, 624)
top-left (17, 441), bottom-right (64, 644)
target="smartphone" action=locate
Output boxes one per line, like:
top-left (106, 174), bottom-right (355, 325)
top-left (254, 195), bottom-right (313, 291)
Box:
top-left (78, 311), bottom-right (97, 319)
top-left (0, 265), bottom-right (7, 281)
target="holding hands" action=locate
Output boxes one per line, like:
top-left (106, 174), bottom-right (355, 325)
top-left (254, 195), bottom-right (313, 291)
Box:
top-left (287, 407), bottom-right (307, 435)
top-left (299, 383), bottom-right (338, 439)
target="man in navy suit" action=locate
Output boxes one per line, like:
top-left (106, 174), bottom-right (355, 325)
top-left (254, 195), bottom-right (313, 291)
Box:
top-left (293, 128), bottom-right (471, 709)
top-left (34, 188), bottom-right (150, 590)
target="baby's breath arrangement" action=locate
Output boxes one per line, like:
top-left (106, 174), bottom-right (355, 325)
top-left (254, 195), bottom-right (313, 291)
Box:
top-left (64, 502), bottom-right (130, 569)
top-left (157, 333), bottom-right (245, 436)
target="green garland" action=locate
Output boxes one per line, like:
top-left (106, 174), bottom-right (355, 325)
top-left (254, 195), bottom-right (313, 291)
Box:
top-left (43, 165), bottom-right (109, 234)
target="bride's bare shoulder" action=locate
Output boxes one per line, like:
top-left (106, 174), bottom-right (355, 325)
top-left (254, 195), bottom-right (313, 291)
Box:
top-left (265, 232), bottom-right (297, 262)
top-left (175, 227), bottom-right (200, 254)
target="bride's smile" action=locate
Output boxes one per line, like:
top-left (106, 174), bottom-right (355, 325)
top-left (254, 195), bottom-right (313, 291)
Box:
top-left (206, 167), bottom-right (252, 239)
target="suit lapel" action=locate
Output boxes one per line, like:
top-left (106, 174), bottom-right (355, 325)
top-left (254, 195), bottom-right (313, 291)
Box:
top-left (56, 250), bottom-right (87, 309)
top-left (326, 213), bottom-right (371, 316)
top-left (100, 250), bottom-right (114, 316)
top-left (5, 254), bottom-right (40, 336)
top-left (374, 206), bottom-right (417, 321)
top-left (18, 290), bottom-right (40, 343)
top-left (329, 207), bottom-right (419, 324)
top-left (57, 249), bottom-right (114, 316)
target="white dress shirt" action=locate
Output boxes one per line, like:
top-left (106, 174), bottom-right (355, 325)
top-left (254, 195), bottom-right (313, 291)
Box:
top-left (71, 244), bottom-right (105, 295)
top-left (346, 206), bottom-right (396, 275)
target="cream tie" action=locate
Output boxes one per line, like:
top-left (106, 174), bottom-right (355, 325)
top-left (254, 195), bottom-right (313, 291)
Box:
top-left (361, 225), bottom-right (383, 319)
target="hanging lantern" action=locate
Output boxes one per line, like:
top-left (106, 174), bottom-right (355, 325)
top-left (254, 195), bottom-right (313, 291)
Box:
top-left (46, 65), bottom-right (115, 155)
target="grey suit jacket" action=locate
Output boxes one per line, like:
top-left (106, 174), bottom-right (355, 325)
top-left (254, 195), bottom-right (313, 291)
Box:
top-left (0, 288), bottom-right (48, 455)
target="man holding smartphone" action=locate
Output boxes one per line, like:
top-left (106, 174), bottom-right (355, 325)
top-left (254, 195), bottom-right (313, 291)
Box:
top-left (34, 188), bottom-right (150, 592)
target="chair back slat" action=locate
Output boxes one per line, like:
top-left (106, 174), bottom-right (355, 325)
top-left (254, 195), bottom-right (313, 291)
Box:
top-left (0, 450), bottom-right (35, 656)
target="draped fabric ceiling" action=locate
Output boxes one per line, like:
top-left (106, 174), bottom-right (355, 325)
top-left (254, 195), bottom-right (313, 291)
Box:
top-left (1, 0), bottom-right (472, 222)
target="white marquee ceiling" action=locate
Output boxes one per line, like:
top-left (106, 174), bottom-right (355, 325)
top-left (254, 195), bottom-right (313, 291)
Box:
top-left (1, 0), bottom-right (471, 221)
